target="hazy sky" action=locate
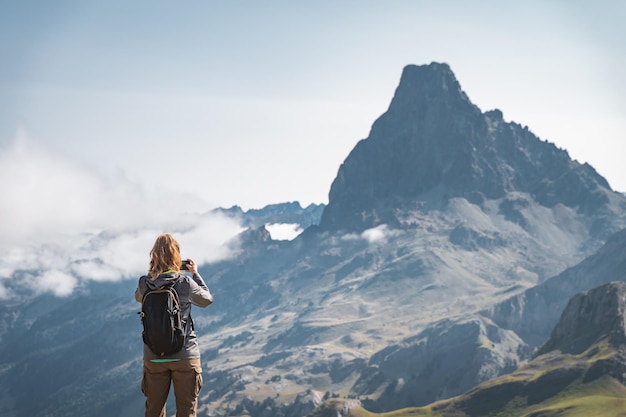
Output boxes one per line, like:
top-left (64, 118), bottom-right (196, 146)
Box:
top-left (3, 1), bottom-right (625, 209)
top-left (1, 1), bottom-right (625, 296)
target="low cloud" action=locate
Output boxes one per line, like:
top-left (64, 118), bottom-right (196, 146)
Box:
top-left (0, 131), bottom-right (244, 298)
top-left (265, 223), bottom-right (303, 241)
top-left (361, 225), bottom-right (399, 244)
top-left (337, 224), bottom-right (401, 245)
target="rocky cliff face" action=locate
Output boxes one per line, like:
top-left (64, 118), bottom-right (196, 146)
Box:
top-left (537, 281), bottom-right (626, 356)
top-left (321, 62), bottom-right (619, 233)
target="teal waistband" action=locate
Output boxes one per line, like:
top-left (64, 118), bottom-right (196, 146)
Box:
top-left (150, 358), bottom-right (181, 363)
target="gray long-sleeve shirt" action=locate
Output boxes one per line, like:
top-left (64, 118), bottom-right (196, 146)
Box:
top-left (136, 271), bottom-right (213, 360)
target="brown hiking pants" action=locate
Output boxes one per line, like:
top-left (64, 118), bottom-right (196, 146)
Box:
top-left (142, 358), bottom-right (203, 417)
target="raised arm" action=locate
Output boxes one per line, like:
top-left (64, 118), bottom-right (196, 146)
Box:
top-left (189, 272), bottom-right (213, 307)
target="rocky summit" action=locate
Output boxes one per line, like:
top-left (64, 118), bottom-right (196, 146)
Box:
top-left (321, 62), bottom-right (618, 234)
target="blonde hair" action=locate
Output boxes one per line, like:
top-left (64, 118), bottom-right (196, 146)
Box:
top-left (149, 233), bottom-right (182, 280)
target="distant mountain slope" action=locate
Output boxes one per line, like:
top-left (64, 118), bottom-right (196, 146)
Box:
top-left (350, 316), bottom-right (531, 411)
top-left (485, 228), bottom-right (626, 347)
top-left (0, 285), bottom-right (144, 417)
top-left (309, 282), bottom-right (626, 417)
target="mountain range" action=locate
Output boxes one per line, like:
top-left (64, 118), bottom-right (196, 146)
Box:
top-left (1, 62), bottom-right (625, 417)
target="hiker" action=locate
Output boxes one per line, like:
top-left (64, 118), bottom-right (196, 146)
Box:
top-left (135, 233), bottom-right (213, 417)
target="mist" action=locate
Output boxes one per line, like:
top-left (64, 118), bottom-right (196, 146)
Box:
top-left (0, 130), bottom-right (244, 298)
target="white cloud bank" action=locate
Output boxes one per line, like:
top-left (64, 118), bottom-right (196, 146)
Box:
top-left (0, 130), bottom-right (244, 298)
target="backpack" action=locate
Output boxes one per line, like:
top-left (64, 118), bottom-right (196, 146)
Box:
top-left (138, 280), bottom-right (186, 357)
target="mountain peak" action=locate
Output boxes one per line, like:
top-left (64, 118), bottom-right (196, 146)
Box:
top-left (387, 62), bottom-right (473, 113)
top-left (370, 62), bottom-right (480, 139)
top-left (320, 63), bottom-right (617, 232)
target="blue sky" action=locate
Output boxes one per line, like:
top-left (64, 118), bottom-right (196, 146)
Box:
top-left (1, 1), bottom-right (625, 211)
top-left (1, 1), bottom-right (625, 296)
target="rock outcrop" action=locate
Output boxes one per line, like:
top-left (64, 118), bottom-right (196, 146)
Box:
top-left (537, 281), bottom-right (626, 356)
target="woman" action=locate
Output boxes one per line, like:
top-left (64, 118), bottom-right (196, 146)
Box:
top-left (135, 233), bottom-right (213, 417)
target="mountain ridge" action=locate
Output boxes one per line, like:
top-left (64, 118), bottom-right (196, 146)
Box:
top-left (213, 201), bottom-right (325, 230)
